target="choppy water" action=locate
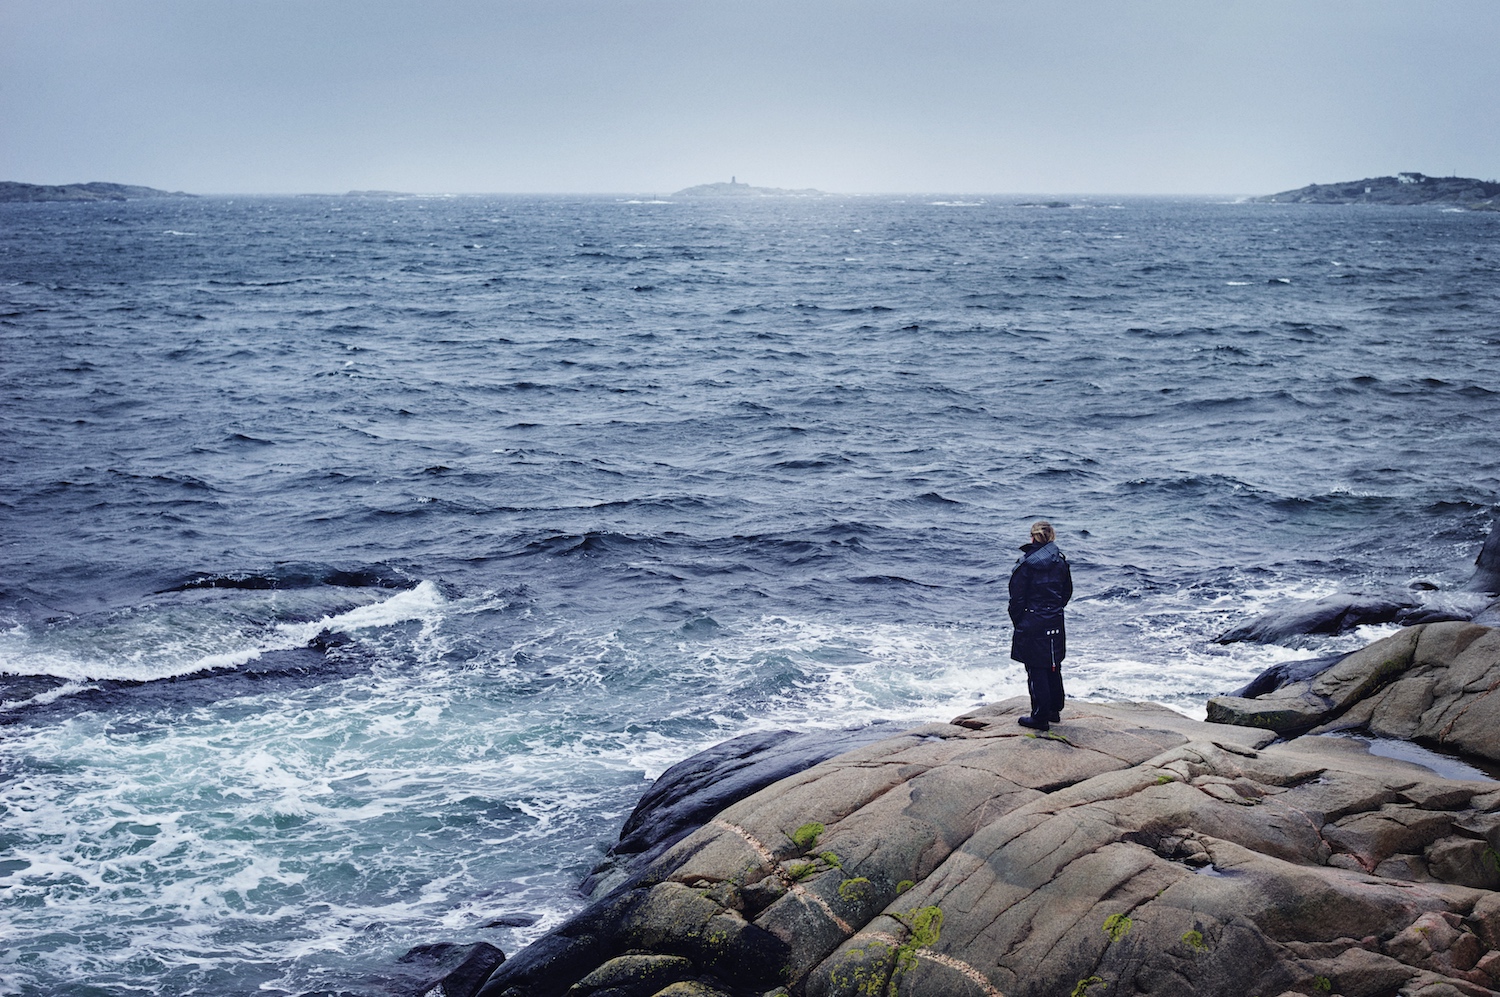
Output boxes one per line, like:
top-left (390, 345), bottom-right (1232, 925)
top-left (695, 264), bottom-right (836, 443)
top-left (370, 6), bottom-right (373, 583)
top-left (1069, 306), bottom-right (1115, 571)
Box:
top-left (2, 193), bottom-right (1497, 995)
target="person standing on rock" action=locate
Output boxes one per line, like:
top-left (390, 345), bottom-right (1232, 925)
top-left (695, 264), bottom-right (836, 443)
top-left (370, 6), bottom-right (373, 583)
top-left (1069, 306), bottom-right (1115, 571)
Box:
top-left (1009, 520), bottom-right (1073, 730)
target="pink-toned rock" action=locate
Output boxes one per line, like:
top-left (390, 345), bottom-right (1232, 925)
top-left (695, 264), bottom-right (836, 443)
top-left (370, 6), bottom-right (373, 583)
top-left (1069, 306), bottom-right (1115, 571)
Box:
top-left (476, 699), bottom-right (1500, 997)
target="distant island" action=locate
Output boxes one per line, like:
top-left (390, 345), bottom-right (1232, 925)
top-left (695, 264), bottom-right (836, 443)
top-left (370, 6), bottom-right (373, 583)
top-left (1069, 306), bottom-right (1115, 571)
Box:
top-left (672, 177), bottom-right (829, 198)
top-left (0, 181), bottom-right (193, 203)
top-left (1254, 172), bottom-right (1499, 210)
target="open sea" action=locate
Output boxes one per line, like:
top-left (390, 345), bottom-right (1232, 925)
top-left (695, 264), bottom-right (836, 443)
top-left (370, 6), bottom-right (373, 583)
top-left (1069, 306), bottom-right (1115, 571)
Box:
top-left (2, 193), bottom-right (1498, 996)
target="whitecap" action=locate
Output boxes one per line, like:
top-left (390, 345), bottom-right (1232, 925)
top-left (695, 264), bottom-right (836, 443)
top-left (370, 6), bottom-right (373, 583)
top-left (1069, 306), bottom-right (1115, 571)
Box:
top-left (0, 581), bottom-right (449, 685)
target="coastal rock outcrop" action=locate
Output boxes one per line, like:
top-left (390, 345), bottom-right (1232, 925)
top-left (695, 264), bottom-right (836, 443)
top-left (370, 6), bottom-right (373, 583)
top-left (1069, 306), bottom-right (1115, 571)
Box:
top-left (1469, 529), bottom-right (1500, 598)
top-left (474, 626), bottom-right (1500, 997)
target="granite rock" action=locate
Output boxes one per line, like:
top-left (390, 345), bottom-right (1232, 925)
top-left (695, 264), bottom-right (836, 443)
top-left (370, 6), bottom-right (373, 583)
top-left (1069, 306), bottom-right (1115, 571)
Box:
top-left (475, 692), bottom-right (1500, 997)
top-left (1211, 623), bottom-right (1500, 766)
top-left (582, 724), bottom-right (911, 898)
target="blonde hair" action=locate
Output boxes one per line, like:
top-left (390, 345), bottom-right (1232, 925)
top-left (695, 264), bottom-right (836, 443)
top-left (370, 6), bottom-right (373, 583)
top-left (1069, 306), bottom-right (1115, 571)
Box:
top-left (1030, 520), bottom-right (1055, 543)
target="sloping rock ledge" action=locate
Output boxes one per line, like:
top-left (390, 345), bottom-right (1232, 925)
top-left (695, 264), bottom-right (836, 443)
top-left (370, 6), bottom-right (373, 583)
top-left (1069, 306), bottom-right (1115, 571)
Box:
top-left (1208, 622), bottom-right (1500, 756)
top-left (466, 623), bottom-right (1500, 997)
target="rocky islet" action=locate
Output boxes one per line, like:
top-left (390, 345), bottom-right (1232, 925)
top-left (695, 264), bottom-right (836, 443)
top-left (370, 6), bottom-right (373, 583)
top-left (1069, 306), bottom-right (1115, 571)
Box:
top-left (0, 181), bottom-right (192, 202)
top-left (1253, 172), bottom-right (1500, 210)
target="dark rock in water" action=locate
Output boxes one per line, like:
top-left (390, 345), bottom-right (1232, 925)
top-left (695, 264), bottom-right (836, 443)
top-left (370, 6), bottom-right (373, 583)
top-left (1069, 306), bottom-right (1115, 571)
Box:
top-left (399, 942), bottom-right (505, 997)
top-left (1468, 528), bottom-right (1500, 595)
top-left (1215, 591), bottom-right (1419, 644)
top-left (0, 674), bottom-right (72, 719)
top-left (482, 913), bottom-right (538, 929)
top-left (309, 628), bottom-right (355, 651)
top-left (1218, 521), bottom-right (1499, 645)
top-left (317, 941), bottom-right (504, 997)
top-left (1229, 651), bottom-right (1347, 699)
top-left (581, 722), bottom-right (910, 898)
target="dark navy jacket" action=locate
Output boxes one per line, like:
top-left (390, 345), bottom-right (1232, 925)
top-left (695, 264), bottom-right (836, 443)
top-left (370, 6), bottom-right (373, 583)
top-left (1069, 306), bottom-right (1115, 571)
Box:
top-left (1008, 540), bottom-right (1073, 664)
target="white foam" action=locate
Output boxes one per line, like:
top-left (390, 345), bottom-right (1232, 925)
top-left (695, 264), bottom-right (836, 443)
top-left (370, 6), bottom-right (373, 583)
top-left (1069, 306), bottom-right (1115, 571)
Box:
top-left (0, 581), bottom-right (448, 685)
top-left (274, 579), bottom-right (447, 645)
top-left (0, 678), bottom-right (94, 711)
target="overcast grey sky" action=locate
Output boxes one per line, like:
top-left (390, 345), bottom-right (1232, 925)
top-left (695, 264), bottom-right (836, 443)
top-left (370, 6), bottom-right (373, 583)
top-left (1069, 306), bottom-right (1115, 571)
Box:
top-left (3, 0), bottom-right (1496, 195)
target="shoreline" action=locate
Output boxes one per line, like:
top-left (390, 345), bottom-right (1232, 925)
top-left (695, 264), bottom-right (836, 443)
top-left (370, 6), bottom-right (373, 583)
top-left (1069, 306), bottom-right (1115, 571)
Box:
top-left (464, 622), bottom-right (1500, 997)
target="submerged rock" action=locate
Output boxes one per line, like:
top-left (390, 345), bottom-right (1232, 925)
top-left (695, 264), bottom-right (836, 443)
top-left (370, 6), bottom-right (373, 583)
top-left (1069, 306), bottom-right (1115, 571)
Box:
top-left (473, 650), bottom-right (1500, 996)
top-left (1228, 651), bottom-right (1345, 699)
top-left (402, 942), bottom-right (506, 997)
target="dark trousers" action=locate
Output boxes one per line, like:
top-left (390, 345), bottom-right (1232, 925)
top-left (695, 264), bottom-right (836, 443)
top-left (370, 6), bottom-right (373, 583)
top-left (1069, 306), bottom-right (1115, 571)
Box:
top-left (1024, 659), bottom-right (1065, 720)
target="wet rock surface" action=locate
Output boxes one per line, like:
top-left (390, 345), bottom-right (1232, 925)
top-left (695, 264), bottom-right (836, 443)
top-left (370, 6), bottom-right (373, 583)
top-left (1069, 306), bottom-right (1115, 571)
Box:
top-left (472, 639), bottom-right (1500, 996)
top-left (582, 723), bottom-right (912, 899)
top-left (1470, 529), bottom-right (1500, 597)
top-left (1214, 590), bottom-right (1469, 645)
top-left (322, 941), bottom-right (505, 997)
